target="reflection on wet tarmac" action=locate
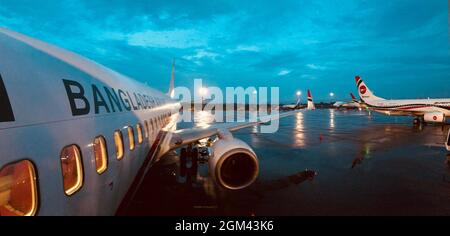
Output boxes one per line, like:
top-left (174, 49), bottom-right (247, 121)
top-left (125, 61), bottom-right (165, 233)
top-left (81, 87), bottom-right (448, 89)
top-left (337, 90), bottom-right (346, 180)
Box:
top-left (329, 109), bottom-right (335, 130)
top-left (294, 112), bottom-right (305, 147)
top-left (121, 110), bottom-right (450, 216)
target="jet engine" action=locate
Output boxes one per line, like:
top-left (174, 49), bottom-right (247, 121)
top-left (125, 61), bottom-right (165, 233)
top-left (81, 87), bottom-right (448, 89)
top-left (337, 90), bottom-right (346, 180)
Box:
top-left (209, 137), bottom-right (259, 190)
top-left (423, 112), bottom-right (445, 123)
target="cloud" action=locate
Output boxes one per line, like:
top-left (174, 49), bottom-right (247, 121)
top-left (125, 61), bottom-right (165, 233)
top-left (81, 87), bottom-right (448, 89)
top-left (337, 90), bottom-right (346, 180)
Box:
top-left (182, 49), bottom-right (222, 66)
top-left (228, 45), bottom-right (260, 53)
top-left (306, 64), bottom-right (327, 70)
top-left (127, 29), bottom-right (208, 48)
top-left (182, 49), bottom-right (220, 65)
top-left (278, 69), bottom-right (291, 76)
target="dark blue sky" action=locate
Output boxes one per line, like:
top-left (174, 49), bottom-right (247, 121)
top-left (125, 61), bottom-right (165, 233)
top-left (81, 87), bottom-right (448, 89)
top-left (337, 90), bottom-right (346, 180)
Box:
top-left (0, 0), bottom-right (448, 102)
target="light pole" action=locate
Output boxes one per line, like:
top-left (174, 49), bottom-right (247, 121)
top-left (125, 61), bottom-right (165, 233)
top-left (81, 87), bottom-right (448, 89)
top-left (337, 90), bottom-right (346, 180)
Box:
top-left (296, 91), bottom-right (302, 107)
top-left (329, 92), bottom-right (335, 104)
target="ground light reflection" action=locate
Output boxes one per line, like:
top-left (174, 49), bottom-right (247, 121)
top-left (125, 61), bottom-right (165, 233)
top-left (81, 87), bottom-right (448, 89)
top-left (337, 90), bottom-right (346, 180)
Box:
top-left (329, 109), bottom-right (335, 130)
top-left (294, 112), bottom-right (305, 148)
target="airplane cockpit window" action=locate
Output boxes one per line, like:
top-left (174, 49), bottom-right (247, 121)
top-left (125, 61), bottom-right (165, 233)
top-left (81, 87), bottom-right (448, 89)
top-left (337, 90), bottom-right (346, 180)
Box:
top-left (127, 126), bottom-right (135, 151)
top-left (93, 136), bottom-right (108, 174)
top-left (114, 130), bottom-right (124, 160)
top-left (0, 160), bottom-right (38, 216)
top-left (136, 123), bottom-right (143, 144)
top-left (60, 145), bottom-right (84, 196)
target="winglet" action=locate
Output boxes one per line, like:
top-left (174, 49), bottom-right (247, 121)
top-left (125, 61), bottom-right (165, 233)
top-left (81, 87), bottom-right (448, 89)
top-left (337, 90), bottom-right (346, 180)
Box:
top-left (168, 59), bottom-right (175, 98)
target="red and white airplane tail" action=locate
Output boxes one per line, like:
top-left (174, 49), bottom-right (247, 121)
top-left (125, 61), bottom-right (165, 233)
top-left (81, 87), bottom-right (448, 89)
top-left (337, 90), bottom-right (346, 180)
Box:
top-left (355, 76), bottom-right (385, 103)
top-left (307, 89), bottom-right (315, 110)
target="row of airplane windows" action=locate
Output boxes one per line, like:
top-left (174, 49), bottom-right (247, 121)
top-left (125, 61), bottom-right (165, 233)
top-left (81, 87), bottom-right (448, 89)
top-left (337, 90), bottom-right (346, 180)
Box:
top-left (0, 112), bottom-right (172, 216)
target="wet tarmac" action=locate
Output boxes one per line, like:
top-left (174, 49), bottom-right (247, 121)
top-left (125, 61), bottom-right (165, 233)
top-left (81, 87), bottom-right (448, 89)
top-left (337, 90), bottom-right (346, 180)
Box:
top-left (120, 109), bottom-right (450, 216)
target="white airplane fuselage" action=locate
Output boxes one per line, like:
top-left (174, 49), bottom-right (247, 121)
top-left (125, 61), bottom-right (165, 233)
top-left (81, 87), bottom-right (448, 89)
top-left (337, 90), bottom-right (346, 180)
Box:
top-left (355, 76), bottom-right (450, 122)
top-left (366, 98), bottom-right (450, 117)
top-left (0, 28), bottom-right (181, 215)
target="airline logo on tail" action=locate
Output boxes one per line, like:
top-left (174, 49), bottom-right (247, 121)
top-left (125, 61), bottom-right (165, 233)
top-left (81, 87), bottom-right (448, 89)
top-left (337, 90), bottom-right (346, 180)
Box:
top-left (356, 76), bottom-right (367, 94)
top-left (360, 85), bottom-right (367, 95)
top-left (0, 73), bottom-right (15, 122)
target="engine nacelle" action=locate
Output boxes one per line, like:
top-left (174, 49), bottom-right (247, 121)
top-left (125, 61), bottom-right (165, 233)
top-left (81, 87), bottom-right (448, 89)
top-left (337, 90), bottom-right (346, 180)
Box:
top-left (424, 112), bottom-right (445, 123)
top-left (209, 138), bottom-right (259, 190)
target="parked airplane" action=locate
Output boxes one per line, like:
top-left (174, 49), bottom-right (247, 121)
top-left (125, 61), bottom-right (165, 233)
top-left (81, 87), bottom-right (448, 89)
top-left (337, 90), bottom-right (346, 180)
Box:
top-left (307, 90), bottom-right (315, 110)
top-left (281, 96), bottom-right (301, 110)
top-left (333, 93), bottom-right (362, 109)
top-left (355, 76), bottom-right (450, 124)
top-left (280, 90), bottom-right (315, 111)
top-left (0, 28), bottom-right (298, 216)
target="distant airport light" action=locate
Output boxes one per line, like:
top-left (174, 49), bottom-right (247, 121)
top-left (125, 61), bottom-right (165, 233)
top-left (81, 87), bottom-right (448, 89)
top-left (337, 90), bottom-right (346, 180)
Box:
top-left (199, 87), bottom-right (208, 96)
top-left (329, 92), bottom-right (335, 97)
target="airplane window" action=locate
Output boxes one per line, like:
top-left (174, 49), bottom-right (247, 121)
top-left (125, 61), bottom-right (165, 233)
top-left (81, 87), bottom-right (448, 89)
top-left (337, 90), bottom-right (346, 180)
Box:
top-left (150, 119), bottom-right (155, 132)
top-left (136, 123), bottom-right (143, 144)
top-left (128, 126), bottom-right (135, 151)
top-left (60, 145), bottom-right (84, 196)
top-left (114, 130), bottom-right (124, 160)
top-left (144, 121), bottom-right (149, 138)
top-left (93, 136), bottom-right (108, 174)
top-left (0, 160), bottom-right (38, 216)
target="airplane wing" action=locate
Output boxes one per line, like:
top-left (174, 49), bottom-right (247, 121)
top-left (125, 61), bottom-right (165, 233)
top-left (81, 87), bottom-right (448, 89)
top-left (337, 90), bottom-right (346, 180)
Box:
top-left (168, 110), bottom-right (299, 150)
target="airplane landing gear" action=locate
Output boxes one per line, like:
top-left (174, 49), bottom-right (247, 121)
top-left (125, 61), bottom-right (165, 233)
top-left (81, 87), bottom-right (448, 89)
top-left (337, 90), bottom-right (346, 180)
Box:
top-left (413, 117), bottom-right (424, 125)
top-left (179, 146), bottom-right (199, 177)
top-left (178, 144), bottom-right (212, 182)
